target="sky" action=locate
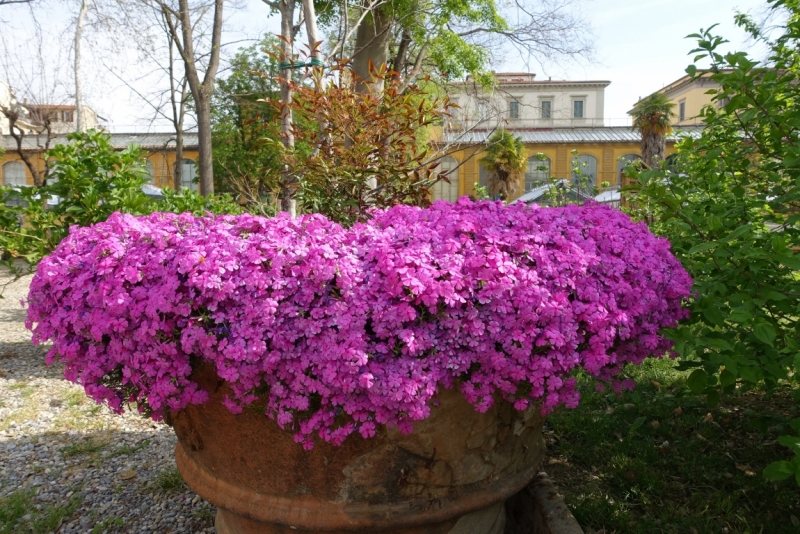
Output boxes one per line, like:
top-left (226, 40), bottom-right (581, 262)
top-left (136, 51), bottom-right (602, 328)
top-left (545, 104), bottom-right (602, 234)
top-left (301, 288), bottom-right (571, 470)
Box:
top-left (553, 0), bottom-right (770, 124)
top-left (0, 0), bottom-right (772, 131)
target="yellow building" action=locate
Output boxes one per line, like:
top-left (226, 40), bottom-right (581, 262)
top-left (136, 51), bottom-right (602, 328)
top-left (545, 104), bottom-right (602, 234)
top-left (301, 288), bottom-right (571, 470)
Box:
top-left (1, 133), bottom-right (200, 191)
top-left (432, 127), bottom-right (700, 203)
top-left (433, 72), bottom-right (704, 203)
top-left (632, 70), bottom-right (732, 126)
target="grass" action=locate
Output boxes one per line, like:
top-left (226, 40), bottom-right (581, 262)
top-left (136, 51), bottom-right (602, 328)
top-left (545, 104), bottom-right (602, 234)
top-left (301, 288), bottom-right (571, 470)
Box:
top-left (193, 507), bottom-right (215, 522)
top-left (50, 388), bottom-right (111, 433)
top-left (546, 357), bottom-right (800, 534)
top-left (91, 516), bottom-right (124, 533)
top-left (0, 489), bottom-right (83, 534)
top-left (0, 489), bottom-right (35, 534)
top-left (61, 437), bottom-right (107, 457)
top-left (31, 492), bottom-right (83, 534)
top-left (106, 439), bottom-right (151, 458)
top-left (154, 467), bottom-right (185, 492)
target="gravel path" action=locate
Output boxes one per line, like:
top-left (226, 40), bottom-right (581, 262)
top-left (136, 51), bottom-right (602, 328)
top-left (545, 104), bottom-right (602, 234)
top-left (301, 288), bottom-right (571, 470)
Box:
top-left (0, 269), bottom-right (217, 534)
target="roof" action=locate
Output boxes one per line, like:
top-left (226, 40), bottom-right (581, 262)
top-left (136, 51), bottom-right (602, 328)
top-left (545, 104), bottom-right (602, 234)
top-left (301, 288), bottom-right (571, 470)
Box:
top-left (456, 79), bottom-right (610, 89)
top-left (26, 104), bottom-right (78, 110)
top-left (511, 181), bottom-right (621, 206)
top-left (632, 69), bottom-right (736, 109)
top-left (1, 132), bottom-right (200, 151)
top-left (442, 126), bottom-right (704, 145)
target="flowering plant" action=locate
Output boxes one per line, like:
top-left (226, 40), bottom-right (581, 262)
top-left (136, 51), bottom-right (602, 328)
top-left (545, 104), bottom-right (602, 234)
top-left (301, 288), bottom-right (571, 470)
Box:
top-left (26, 199), bottom-right (692, 449)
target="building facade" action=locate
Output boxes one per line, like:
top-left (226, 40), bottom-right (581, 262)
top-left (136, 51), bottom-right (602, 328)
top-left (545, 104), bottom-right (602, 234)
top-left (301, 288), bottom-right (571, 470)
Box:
top-left (434, 72), bottom-right (698, 203)
top-left (448, 73), bottom-right (610, 130)
top-left (24, 104), bottom-right (100, 134)
top-left (631, 71), bottom-right (731, 126)
top-left (2, 133), bottom-right (200, 191)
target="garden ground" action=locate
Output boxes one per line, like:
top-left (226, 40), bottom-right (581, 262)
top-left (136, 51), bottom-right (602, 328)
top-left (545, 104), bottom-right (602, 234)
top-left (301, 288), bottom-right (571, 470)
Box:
top-left (546, 358), bottom-right (800, 534)
top-left (0, 270), bottom-right (216, 534)
top-left (1, 268), bottom-right (798, 533)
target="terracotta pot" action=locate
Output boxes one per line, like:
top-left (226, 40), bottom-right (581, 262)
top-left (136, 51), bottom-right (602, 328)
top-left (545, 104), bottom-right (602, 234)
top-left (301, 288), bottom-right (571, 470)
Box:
top-left (168, 364), bottom-right (545, 534)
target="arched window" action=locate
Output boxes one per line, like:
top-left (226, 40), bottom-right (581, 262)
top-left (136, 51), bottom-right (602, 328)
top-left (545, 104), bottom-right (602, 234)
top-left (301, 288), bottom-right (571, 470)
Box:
top-left (432, 156), bottom-right (459, 202)
top-left (665, 154), bottom-right (679, 173)
top-left (2, 161), bottom-right (26, 186)
top-left (174, 159), bottom-right (198, 191)
top-left (145, 160), bottom-right (155, 185)
top-left (479, 162), bottom-right (491, 190)
top-left (617, 154), bottom-right (641, 185)
top-left (525, 155), bottom-right (550, 191)
top-left (571, 154), bottom-right (597, 194)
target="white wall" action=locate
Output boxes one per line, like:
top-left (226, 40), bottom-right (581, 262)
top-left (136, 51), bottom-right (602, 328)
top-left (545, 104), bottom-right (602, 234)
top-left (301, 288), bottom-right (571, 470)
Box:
top-left (450, 80), bottom-right (609, 130)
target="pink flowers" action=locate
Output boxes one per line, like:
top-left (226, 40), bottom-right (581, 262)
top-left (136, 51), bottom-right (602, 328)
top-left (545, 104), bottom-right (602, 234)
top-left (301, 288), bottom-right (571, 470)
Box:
top-left (26, 199), bottom-right (692, 448)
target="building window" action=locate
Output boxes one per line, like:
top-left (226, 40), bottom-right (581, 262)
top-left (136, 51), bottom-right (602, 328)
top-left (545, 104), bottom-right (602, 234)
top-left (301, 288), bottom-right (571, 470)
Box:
top-left (571, 154), bottom-right (597, 193)
top-left (63, 110), bottom-right (74, 123)
top-left (525, 156), bottom-right (550, 191)
top-left (617, 154), bottom-right (641, 185)
top-left (678, 99), bottom-right (686, 122)
top-left (665, 154), bottom-right (679, 173)
top-left (145, 160), bottom-right (155, 184)
top-left (479, 163), bottom-right (491, 192)
top-left (476, 100), bottom-right (490, 119)
top-left (509, 101), bottom-right (520, 119)
top-left (2, 161), bottom-right (26, 186)
top-left (573, 100), bottom-right (584, 119)
top-left (541, 101), bottom-right (551, 119)
top-left (175, 159), bottom-right (198, 191)
top-left (432, 156), bottom-right (459, 203)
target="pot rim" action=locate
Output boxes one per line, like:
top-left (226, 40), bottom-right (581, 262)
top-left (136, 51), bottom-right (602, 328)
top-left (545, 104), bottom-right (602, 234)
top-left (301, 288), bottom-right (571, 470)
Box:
top-left (175, 437), bottom-right (545, 530)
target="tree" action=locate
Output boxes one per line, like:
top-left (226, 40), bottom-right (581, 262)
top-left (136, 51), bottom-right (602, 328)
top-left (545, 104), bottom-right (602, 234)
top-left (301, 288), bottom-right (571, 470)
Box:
top-left (0, 130), bottom-right (243, 289)
top-left (629, 92), bottom-right (675, 170)
top-left (480, 130), bottom-right (525, 201)
top-left (0, 3), bottom-right (64, 187)
top-left (241, 66), bottom-right (452, 225)
top-left (211, 35), bottom-right (283, 209)
top-left (151, 0), bottom-right (224, 196)
top-left (628, 0), bottom-right (800, 485)
top-left (74, 0), bottom-right (88, 132)
top-left (332, 0), bottom-right (593, 94)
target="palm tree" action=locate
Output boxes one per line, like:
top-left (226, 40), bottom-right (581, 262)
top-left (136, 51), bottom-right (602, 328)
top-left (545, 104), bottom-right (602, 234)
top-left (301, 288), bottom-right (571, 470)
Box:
top-left (629, 93), bottom-right (676, 170)
top-left (481, 130), bottom-right (527, 201)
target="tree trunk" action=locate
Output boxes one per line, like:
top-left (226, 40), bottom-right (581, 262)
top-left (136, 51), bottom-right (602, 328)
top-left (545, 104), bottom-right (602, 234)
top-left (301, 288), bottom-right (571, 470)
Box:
top-left (303, 0), bottom-right (327, 157)
top-left (165, 0), bottom-right (223, 196)
top-left (195, 94), bottom-right (213, 195)
top-left (165, 17), bottom-right (186, 192)
top-left (5, 113), bottom-right (52, 187)
top-left (351, 4), bottom-right (392, 94)
top-left (390, 29), bottom-right (411, 79)
top-left (641, 131), bottom-right (666, 170)
top-left (278, 0), bottom-right (297, 214)
top-left (174, 128), bottom-right (184, 190)
top-left (74, 0), bottom-right (88, 132)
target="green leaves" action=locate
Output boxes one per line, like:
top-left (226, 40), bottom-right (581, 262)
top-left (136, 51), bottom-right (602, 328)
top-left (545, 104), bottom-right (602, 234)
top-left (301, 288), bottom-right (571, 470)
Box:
top-left (764, 419), bottom-right (800, 486)
top-left (0, 131), bottom-right (242, 289)
top-left (688, 369), bottom-right (708, 393)
top-left (752, 320), bottom-right (777, 346)
top-left (629, 416), bottom-right (647, 435)
top-left (687, 242), bottom-right (718, 254)
top-left (763, 460), bottom-right (795, 481)
top-left (625, 1), bottom-right (800, 488)
top-left (779, 254), bottom-right (800, 270)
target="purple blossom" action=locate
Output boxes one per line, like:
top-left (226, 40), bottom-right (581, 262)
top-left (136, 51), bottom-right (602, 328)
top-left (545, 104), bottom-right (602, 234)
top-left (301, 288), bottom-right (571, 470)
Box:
top-left (26, 199), bottom-right (692, 447)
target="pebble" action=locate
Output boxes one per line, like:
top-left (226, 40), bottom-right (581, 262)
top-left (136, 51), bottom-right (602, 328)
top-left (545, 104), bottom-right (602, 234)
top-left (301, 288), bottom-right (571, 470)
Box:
top-left (0, 269), bottom-right (217, 533)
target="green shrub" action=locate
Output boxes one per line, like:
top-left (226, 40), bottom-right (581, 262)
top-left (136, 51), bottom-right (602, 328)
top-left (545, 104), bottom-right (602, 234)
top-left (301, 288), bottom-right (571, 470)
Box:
top-left (0, 130), bottom-right (243, 285)
top-left (626, 0), bottom-right (800, 484)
